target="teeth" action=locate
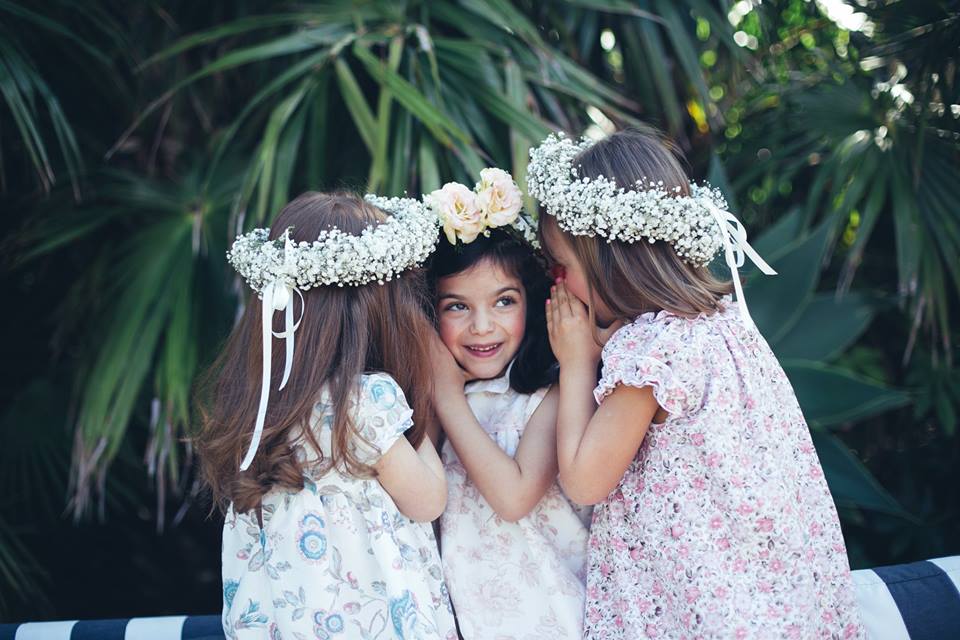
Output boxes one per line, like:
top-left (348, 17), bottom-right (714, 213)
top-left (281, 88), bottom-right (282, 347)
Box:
top-left (469, 344), bottom-right (500, 352)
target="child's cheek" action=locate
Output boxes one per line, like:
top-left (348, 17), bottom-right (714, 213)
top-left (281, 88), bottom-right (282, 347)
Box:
top-left (566, 275), bottom-right (591, 307)
top-left (437, 317), bottom-right (462, 356)
top-left (505, 308), bottom-right (526, 347)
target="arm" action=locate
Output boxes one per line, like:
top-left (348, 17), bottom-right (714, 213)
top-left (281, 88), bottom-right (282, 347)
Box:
top-left (547, 280), bottom-right (656, 505)
top-left (375, 434), bottom-right (447, 522)
top-left (556, 366), bottom-right (657, 504)
top-left (435, 384), bottom-right (560, 522)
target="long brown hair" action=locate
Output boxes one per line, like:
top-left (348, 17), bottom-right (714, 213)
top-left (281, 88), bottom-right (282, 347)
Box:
top-left (196, 192), bottom-right (435, 514)
top-left (538, 128), bottom-right (733, 322)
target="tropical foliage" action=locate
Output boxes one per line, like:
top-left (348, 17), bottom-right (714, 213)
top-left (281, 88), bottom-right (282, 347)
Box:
top-left (1, 0), bottom-right (957, 621)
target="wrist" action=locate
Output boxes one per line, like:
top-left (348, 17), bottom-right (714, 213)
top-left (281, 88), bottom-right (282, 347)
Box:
top-left (433, 390), bottom-right (469, 420)
top-left (559, 360), bottom-right (597, 386)
top-left (559, 352), bottom-right (601, 372)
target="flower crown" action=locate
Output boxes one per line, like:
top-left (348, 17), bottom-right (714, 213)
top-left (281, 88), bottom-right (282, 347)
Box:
top-left (226, 195), bottom-right (438, 472)
top-left (227, 195), bottom-right (438, 293)
top-left (527, 132), bottom-right (777, 325)
top-left (527, 133), bottom-right (733, 267)
top-left (424, 167), bottom-right (539, 249)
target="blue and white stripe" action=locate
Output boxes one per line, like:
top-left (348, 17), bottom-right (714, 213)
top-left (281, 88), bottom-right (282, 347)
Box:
top-left (0, 616), bottom-right (222, 640)
top-left (1, 556), bottom-right (958, 639)
top-left (852, 555), bottom-right (960, 639)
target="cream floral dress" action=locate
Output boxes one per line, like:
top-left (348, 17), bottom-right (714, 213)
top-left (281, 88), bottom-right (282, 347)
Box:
top-left (585, 298), bottom-right (864, 639)
top-left (221, 373), bottom-right (457, 640)
top-left (439, 369), bottom-right (592, 640)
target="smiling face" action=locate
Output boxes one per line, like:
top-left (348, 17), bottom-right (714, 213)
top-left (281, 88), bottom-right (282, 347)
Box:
top-left (436, 257), bottom-right (527, 381)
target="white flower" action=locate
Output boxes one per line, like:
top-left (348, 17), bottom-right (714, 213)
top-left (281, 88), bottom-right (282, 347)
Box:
top-left (526, 133), bottom-right (728, 267)
top-left (476, 167), bottom-right (523, 228)
top-left (227, 196), bottom-right (438, 293)
top-left (427, 182), bottom-right (484, 244)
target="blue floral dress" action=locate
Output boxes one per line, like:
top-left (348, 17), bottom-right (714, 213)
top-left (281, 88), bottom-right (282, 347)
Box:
top-left (221, 373), bottom-right (457, 640)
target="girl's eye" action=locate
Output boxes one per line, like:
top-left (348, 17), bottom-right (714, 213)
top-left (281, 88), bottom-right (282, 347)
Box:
top-left (495, 296), bottom-right (516, 308)
top-left (443, 302), bottom-right (467, 312)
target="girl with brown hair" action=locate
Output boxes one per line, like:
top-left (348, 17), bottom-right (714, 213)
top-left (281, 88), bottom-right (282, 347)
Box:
top-left (197, 192), bottom-right (456, 639)
top-left (530, 129), bottom-right (864, 639)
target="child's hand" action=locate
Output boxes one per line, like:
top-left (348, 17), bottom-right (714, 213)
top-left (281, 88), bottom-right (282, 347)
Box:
top-left (428, 332), bottom-right (469, 394)
top-left (547, 280), bottom-right (607, 368)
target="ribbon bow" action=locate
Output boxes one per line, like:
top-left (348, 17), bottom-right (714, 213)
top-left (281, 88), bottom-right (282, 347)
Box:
top-left (239, 230), bottom-right (304, 471)
top-left (701, 199), bottom-right (777, 327)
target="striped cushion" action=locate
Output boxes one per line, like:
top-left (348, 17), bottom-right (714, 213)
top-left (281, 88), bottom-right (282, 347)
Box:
top-left (0, 616), bottom-right (223, 640)
top-left (2, 557), bottom-right (958, 639)
top-left (852, 556), bottom-right (960, 639)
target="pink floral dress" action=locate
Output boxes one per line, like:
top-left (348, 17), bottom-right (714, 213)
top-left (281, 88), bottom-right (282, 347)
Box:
top-left (587, 299), bottom-right (864, 639)
top-left (439, 371), bottom-right (592, 639)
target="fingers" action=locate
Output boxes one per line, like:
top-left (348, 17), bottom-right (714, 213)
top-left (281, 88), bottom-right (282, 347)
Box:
top-left (559, 281), bottom-right (575, 317)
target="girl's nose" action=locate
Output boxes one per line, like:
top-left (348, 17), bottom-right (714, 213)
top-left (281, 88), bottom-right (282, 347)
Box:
top-left (470, 310), bottom-right (495, 335)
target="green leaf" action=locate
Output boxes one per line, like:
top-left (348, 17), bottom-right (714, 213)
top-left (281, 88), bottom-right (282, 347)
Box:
top-left (335, 58), bottom-right (377, 152)
top-left (352, 43), bottom-right (471, 148)
top-left (561, 0), bottom-right (662, 20)
top-left (253, 79), bottom-right (314, 223)
top-left (655, 0), bottom-right (712, 111)
top-left (0, 0), bottom-right (111, 65)
top-left (630, 14), bottom-right (683, 135)
top-left (368, 36), bottom-right (405, 193)
top-left (783, 361), bottom-right (911, 427)
top-left (745, 218), bottom-right (834, 342)
top-left (811, 431), bottom-right (912, 518)
top-left (205, 48), bottom-right (337, 190)
top-left (772, 293), bottom-right (875, 362)
top-left (112, 27), bottom-right (348, 157)
top-left (386, 107), bottom-right (413, 196)
top-left (269, 96), bottom-right (310, 216)
top-left (418, 135), bottom-right (440, 194)
top-left (139, 13), bottom-right (347, 68)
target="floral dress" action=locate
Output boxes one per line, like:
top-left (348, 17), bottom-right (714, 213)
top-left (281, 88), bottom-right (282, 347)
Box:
top-left (585, 299), bottom-right (864, 639)
top-left (221, 373), bottom-right (457, 640)
top-left (439, 370), bottom-right (592, 640)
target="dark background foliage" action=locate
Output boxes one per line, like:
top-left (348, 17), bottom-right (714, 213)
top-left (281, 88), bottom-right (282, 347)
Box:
top-left (1, 0), bottom-right (957, 622)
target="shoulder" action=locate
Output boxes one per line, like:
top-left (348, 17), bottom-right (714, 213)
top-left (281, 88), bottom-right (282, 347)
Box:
top-left (604, 300), bottom-right (737, 361)
top-left (357, 372), bottom-right (410, 410)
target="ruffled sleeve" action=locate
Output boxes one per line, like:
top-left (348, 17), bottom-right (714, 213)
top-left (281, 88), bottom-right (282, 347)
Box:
top-left (352, 372), bottom-right (414, 464)
top-left (594, 318), bottom-right (707, 419)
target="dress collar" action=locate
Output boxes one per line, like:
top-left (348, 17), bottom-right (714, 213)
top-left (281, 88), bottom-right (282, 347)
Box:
top-left (464, 360), bottom-right (514, 396)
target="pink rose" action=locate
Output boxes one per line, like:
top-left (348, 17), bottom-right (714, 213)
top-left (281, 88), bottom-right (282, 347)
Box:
top-left (476, 167), bottom-right (523, 227)
top-left (427, 182), bottom-right (483, 244)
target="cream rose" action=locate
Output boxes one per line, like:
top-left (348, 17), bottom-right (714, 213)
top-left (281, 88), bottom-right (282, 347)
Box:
top-left (476, 167), bottom-right (523, 228)
top-left (427, 182), bottom-right (483, 244)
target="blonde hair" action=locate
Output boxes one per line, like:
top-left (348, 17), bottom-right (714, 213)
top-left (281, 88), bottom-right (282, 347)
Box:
top-left (538, 128), bottom-right (733, 322)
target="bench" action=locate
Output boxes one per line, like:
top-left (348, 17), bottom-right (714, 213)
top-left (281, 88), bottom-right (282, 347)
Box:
top-left (2, 556), bottom-right (958, 639)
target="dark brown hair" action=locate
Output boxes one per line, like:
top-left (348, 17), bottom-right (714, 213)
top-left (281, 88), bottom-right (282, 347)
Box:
top-left (426, 229), bottom-right (557, 393)
top-left (538, 128), bottom-right (733, 322)
top-left (196, 192), bottom-right (435, 514)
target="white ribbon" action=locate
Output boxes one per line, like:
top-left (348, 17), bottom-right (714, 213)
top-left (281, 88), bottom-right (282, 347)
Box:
top-left (702, 199), bottom-right (777, 327)
top-left (239, 232), bottom-right (304, 471)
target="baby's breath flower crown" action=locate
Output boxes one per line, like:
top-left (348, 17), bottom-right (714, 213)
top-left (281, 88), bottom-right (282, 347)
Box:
top-left (227, 195), bottom-right (439, 293)
top-left (527, 131), bottom-right (778, 332)
top-left (226, 194), bottom-right (438, 472)
top-left (527, 133), bottom-right (727, 267)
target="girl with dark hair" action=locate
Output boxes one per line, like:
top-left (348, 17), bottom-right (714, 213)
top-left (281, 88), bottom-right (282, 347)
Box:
top-left (424, 172), bottom-right (591, 640)
top-left (531, 129), bottom-right (864, 639)
top-left (197, 192), bottom-right (457, 640)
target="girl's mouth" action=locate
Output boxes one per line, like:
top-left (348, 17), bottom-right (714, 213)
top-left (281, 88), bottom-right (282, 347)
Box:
top-left (464, 342), bottom-right (503, 359)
